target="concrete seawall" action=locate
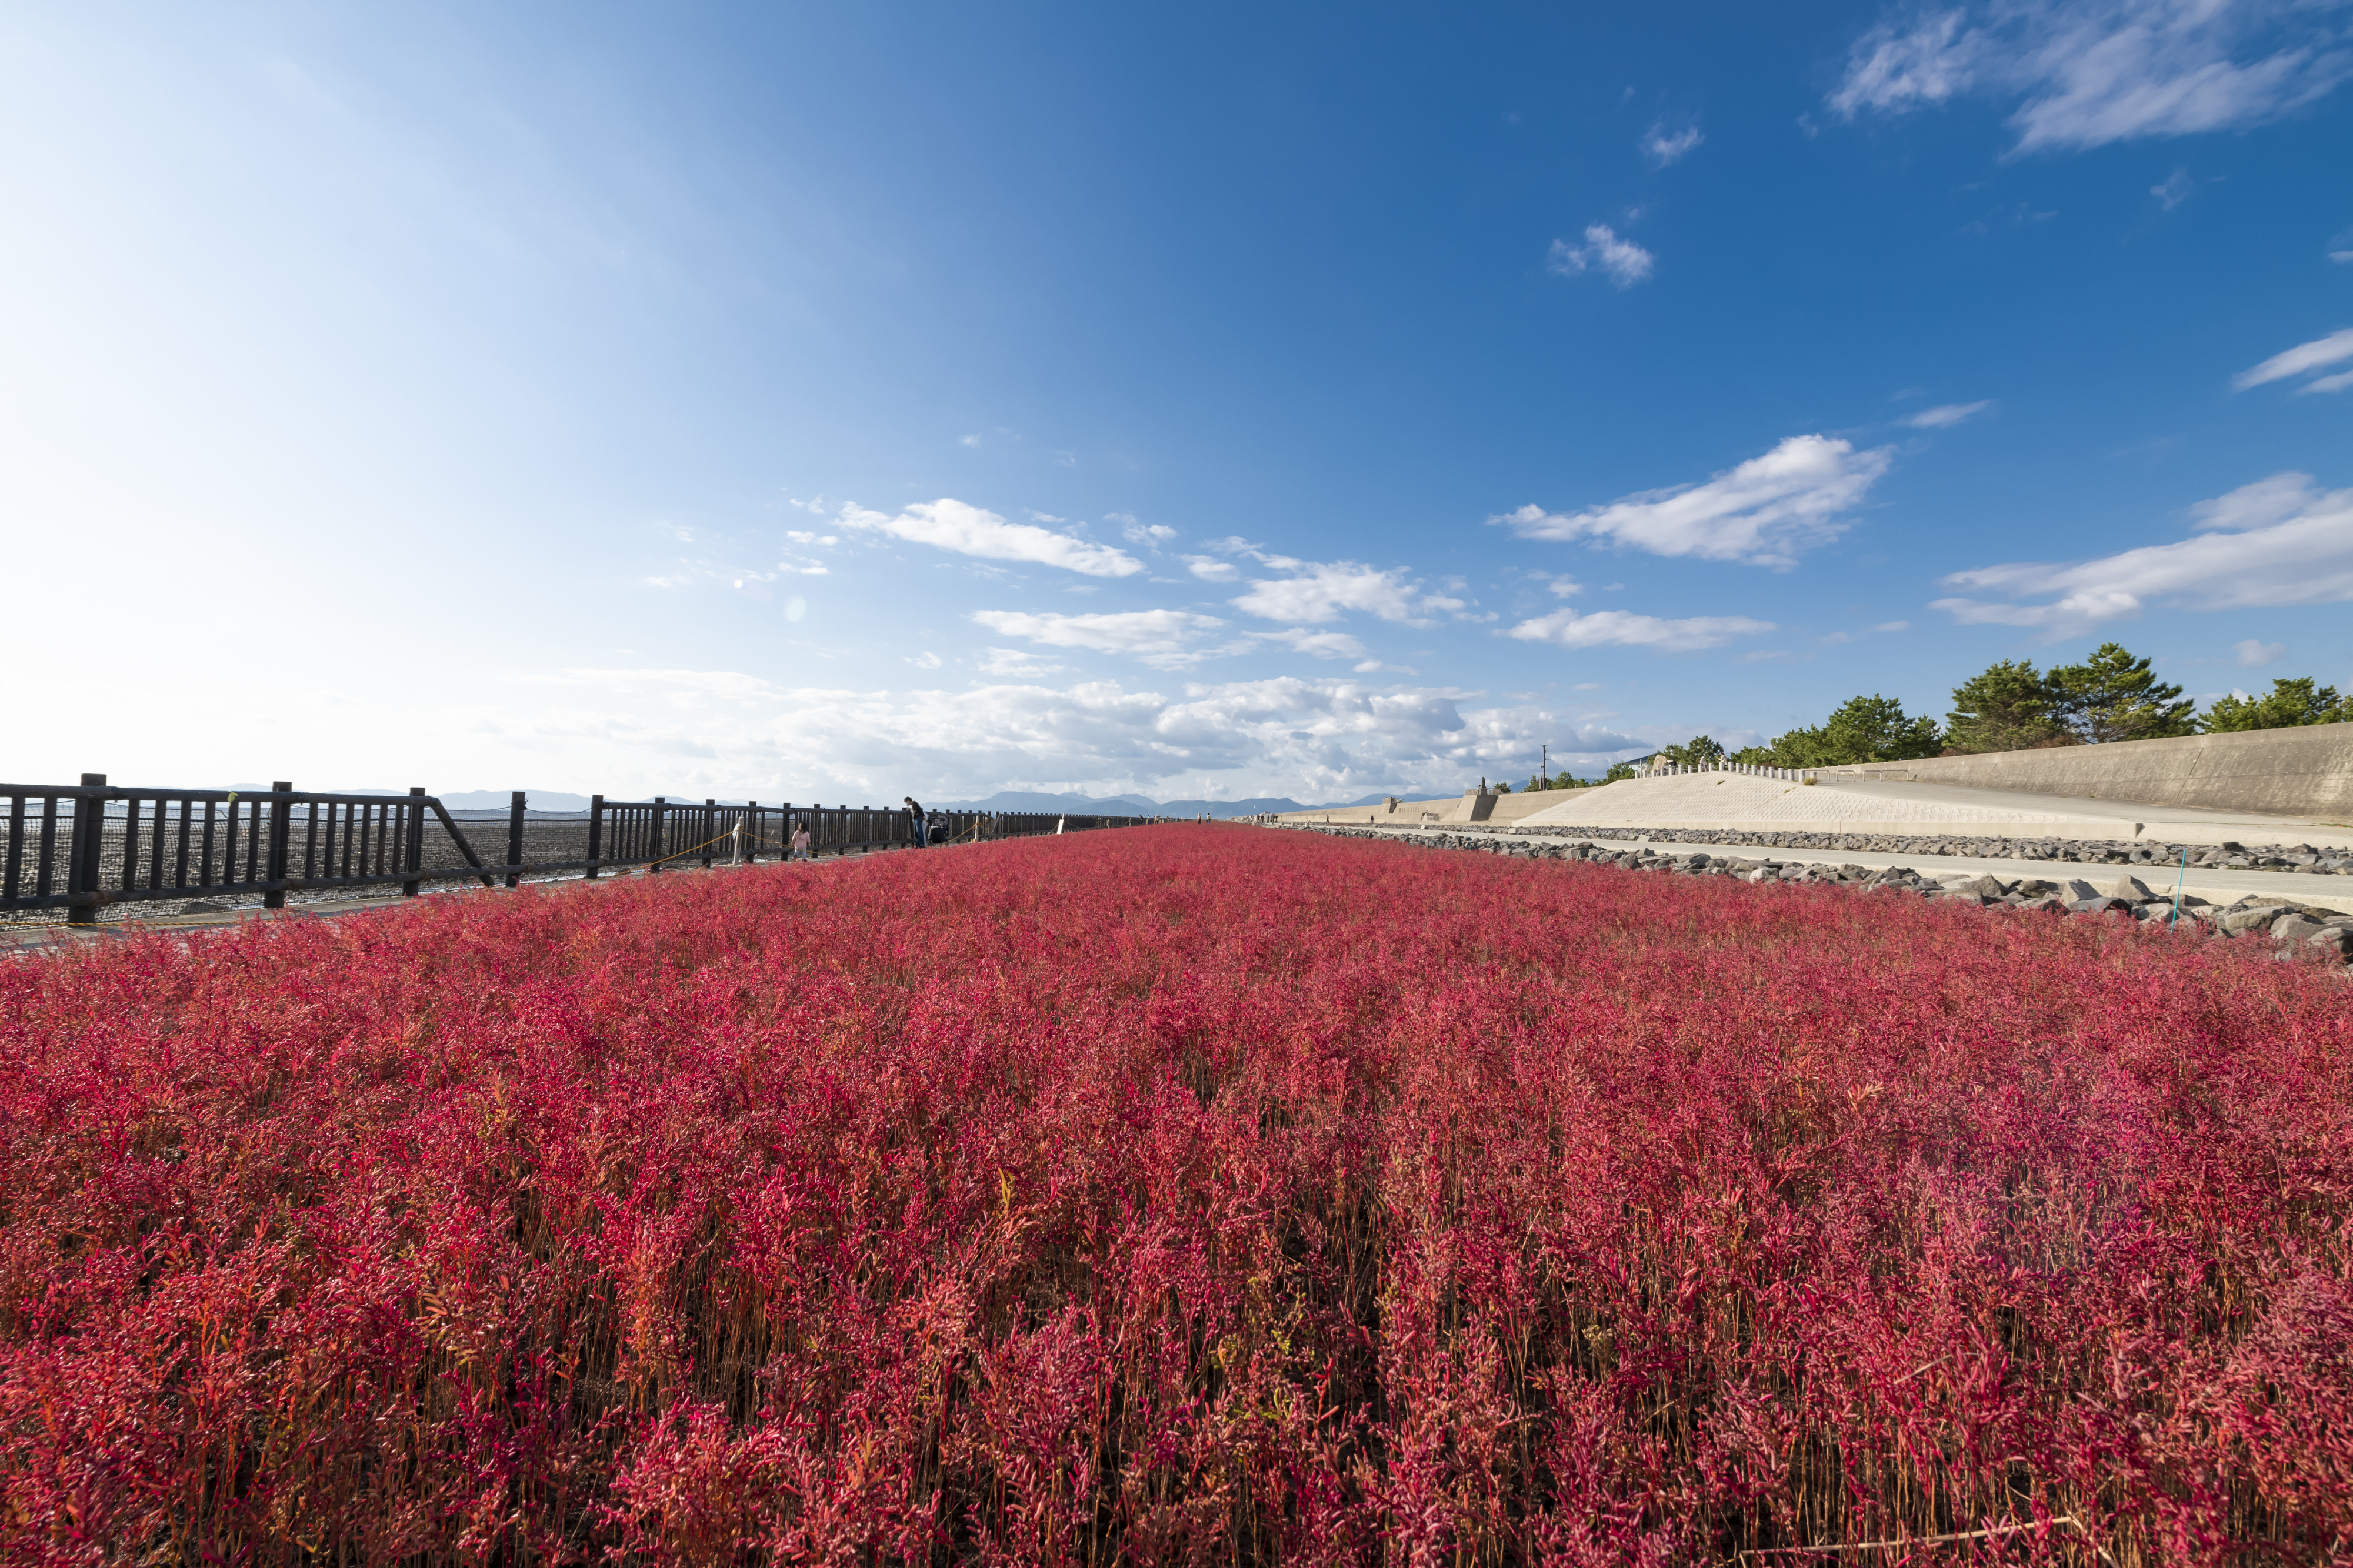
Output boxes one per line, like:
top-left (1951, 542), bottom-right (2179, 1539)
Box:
top-left (1836, 726), bottom-right (2353, 822)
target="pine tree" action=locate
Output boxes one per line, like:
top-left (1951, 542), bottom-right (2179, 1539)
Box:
top-left (1659, 735), bottom-right (1725, 768)
top-left (2201, 676), bottom-right (2351, 732)
top-left (2045, 643), bottom-right (2195, 743)
top-left (1739, 696), bottom-right (1941, 768)
top-left (1945, 658), bottom-right (2069, 753)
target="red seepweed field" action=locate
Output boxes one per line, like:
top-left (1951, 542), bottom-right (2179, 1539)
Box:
top-left (3, 825), bottom-right (2348, 1564)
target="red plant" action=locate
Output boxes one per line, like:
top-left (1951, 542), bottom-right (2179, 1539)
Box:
top-left (2, 826), bottom-right (2347, 1564)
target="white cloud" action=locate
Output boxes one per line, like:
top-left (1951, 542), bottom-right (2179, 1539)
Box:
top-left (1182, 555), bottom-right (1241, 582)
top-left (1829, 1), bottom-right (2353, 154)
top-left (959, 434), bottom-right (982, 448)
top-left (784, 530), bottom-right (840, 546)
top-left (1495, 434), bottom-right (1894, 567)
top-left (836, 498), bottom-right (1143, 576)
top-left (1229, 561), bottom-right (1427, 624)
top-left (1875, 619), bottom-right (1912, 632)
top-left (1221, 548), bottom-right (1468, 626)
top-left (1546, 225), bottom-right (1655, 288)
top-left (1904, 399), bottom-right (1994, 428)
top-left (2234, 638), bottom-right (2285, 668)
top-left (505, 666), bottom-right (1665, 802)
top-left (1829, 9), bottom-right (1981, 116)
top-left (906, 651), bottom-right (942, 669)
top-left (1122, 520), bottom-right (1178, 546)
top-left (1933, 471), bottom-right (2353, 633)
top-left (1642, 123), bottom-right (1705, 165)
top-left (1505, 607), bottom-right (1776, 652)
top-left (970, 608), bottom-right (1228, 669)
top-left (978, 648), bottom-right (1068, 677)
top-left (2152, 167), bottom-right (2195, 207)
top-left (1250, 628), bottom-right (1369, 660)
top-left (2231, 327), bottom-right (2353, 393)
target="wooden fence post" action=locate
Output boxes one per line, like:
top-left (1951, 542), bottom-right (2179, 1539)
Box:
top-left (264, 782), bottom-right (294, 909)
top-left (586, 795), bottom-right (604, 879)
top-left (506, 792), bottom-right (525, 888)
top-left (402, 788), bottom-right (425, 897)
top-left (65, 773), bottom-right (105, 926)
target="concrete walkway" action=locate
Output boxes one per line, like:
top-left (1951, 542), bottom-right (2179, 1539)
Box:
top-left (1509, 772), bottom-right (2353, 849)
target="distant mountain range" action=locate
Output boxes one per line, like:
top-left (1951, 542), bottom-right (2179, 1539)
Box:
top-left (931, 789), bottom-right (1457, 819)
top-left (321, 787), bottom-right (1457, 821)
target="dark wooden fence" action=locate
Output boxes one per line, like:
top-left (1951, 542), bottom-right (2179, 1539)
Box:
top-left (2, 775), bottom-right (1154, 925)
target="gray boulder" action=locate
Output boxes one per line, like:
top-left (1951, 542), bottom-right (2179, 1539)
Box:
top-left (2060, 879), bottom-right (2104, 903)
top-left (2111, 874), bottom-right (2157, 901)
top-left (2308, 926), bottom-right (2353, 959)
top-left (1949, 874), bottom-right (2010, 898)
top-left (2219, 904), bottom-right (2292, 936)
top-left (2272, 913), bottom-right (2329, 945)
top-left (2069, 896), bottom-right (2133, 915)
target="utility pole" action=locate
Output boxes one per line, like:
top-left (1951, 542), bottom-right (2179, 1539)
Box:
top-left (1539, 743), bottom-right (1549, 791)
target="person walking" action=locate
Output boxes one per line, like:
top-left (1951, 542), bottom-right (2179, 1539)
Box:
top-left (789, 818), bottom-right (812, 861)
top-left (903, 796), bottom-right (928, 848)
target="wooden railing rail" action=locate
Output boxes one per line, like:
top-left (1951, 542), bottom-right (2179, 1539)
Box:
top-left (2, 776), bottom-right (1155, 923)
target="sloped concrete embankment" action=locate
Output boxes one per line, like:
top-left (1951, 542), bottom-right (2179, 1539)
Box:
top-left (1278, 785), bottom-right (1603, 828)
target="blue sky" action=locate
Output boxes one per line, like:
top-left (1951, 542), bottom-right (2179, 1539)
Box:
top-left (6, 2), bottom-right (2349, 803)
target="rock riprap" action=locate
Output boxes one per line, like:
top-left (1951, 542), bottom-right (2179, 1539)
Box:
top-left (1418, 821), bottom-right (2352, 872)
top-left (1274, 823), bottom-right (2353, 962)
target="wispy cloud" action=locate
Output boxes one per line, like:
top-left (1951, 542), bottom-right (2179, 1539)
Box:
top-left (1495, 434), bottom-right (1894, 568)
top-left (1249, 628), bottom-right (1369, 659)
top-left (1902, 399), bottom-right (1994, 428)
top-left (2234, 638), bottom-right (2285, 668)
top-left (2151, 167), bottom-right (2195, 207)
top-left (2232, 327), bottom-right (2353, 394)
top-left (1641, 122), bottom-right (1704, 166)
top-left (1829, 1), bottom-right (2353, 155)
top-left (969, 608), bottom-right (1227, 669)
top-left (1546, 225), bottom-right (1655, 288)
top-left (1933, 471), bottom-right (2353, 633)
top-left (1211, 541), bottom-right (1469, 627)
top-left (1505, 606), bottom-right (1776, 652)
top-left (978, 648), bottom-right (1068, 677)
top-left (1181, 555), bottom-right (1240, 582)
top-left (838, 498), bottom-right (1143, 576)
